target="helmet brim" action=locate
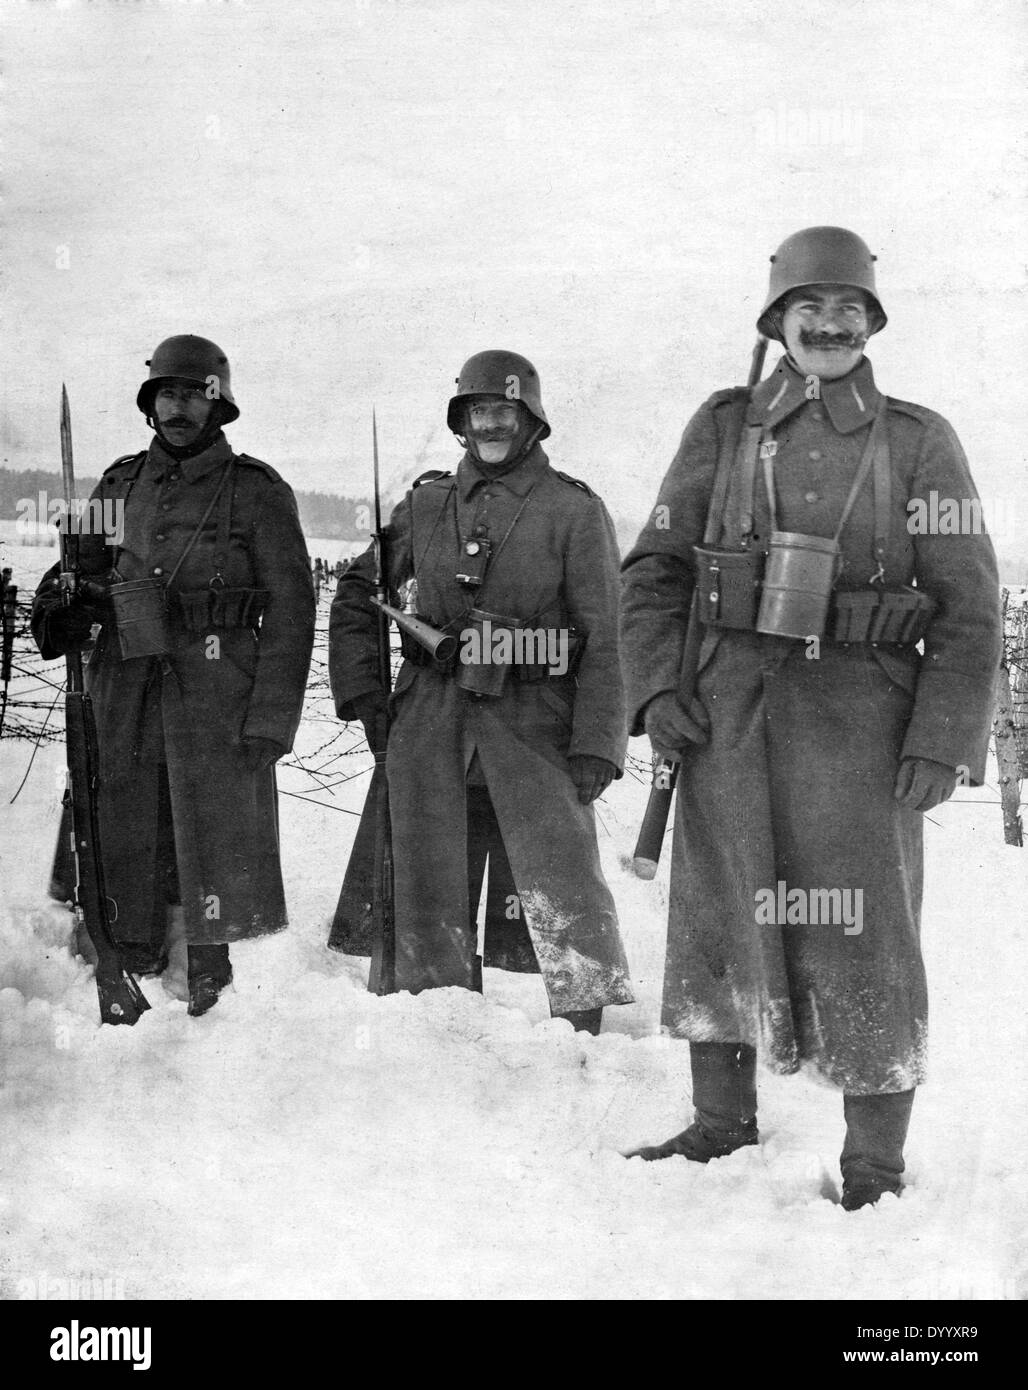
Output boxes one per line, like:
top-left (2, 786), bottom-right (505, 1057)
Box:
top-left (756, 288), bottom-right (888, 344)
top-left (446, 394), bottom-right (550, 440)
top-left (137, 377), bottom-right (239, 423)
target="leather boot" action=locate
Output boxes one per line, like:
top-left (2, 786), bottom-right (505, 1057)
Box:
top-left (626, 1042), bottom-right (759, 1161)
top-left (187, 944), bottom-right (232, 1018)
top-left (840, 1089), bottom-right (914, 1210)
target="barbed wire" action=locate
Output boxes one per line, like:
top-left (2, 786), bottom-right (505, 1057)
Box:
top-left (5, 587), bottom-right (1025, 807)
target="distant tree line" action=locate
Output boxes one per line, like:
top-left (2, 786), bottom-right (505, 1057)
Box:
top-left (0, 467), bottom-right (370, 541)
top-left (3, 466), bottom-right (1024, 581)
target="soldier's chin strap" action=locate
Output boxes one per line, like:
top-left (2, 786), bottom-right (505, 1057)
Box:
top-left (459, 412), bottom-right (545, 476)
top-left (147, 398), bottom-right (229, 459)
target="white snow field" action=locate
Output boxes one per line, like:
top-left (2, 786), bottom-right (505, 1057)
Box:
top-left (0, 539), bottom-right (1025, 1301)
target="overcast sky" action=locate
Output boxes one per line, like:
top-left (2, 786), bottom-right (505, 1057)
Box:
top-left (2, 0), bottom-right (1024, 548)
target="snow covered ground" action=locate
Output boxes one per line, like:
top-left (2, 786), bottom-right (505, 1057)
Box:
top-left (1, 539), bottom-right (1025, 1301)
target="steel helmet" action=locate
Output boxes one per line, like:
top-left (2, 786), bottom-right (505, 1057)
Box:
top-left (136, 335), bottom-right (239, 421)
top-left (756, 227), bottom-right (887, 343)
top-left (447, 350), bottom-right (550, 439)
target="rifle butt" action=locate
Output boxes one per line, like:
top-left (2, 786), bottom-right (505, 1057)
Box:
top-left (64, 690), bottom-right (150, 1024)
top-left (94, 965), bottom-right (151, 1026)
top-left (367, 759), bottom-right (397, 995)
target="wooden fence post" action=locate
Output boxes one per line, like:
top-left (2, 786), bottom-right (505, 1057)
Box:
top-left (994, 588), bottom-right (1025, 846)
top-left (1010, 596), bottom-right (1028, 778)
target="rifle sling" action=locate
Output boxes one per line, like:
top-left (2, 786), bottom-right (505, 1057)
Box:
top-left (110, 457), bottom-right (234, 589)
top-left (710, 390), bottom-right (756, 546)
top-left (165, 460), bottom-right (234, 590)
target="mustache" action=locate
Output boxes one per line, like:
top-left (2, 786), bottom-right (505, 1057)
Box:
top-left (799, 329), bottom-right (866, 349)
top-left (469, 429), bottom-right (515, 442)
top-left (161, 417), bottom-right (195, 429)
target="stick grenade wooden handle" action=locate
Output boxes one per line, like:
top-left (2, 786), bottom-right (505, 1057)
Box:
top-left (630, 591), bottom-right (700, 878)
top-left (632, 770), bottom-right (677, 879)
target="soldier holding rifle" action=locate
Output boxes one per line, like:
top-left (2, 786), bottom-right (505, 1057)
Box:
top-left (620, 229), bottom-right (1001, 1207)
top-left (34, 336), bottom-right (315, 1017)
top-left (329, 351), bottom-right (634, 1032)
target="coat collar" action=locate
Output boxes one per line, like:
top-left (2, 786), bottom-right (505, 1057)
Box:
top-left (749, 355), bottom-right (882, 434)
top-left (146, 431), bottom-right (232, 481)
top-left (457, 444), bottom-right (550, 501)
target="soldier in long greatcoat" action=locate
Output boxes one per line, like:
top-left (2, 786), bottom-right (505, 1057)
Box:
top-left (620, 229), bottom-right (1001, 1207)
top-left (34, 336), bottom-right (315, 1016)
top-left (330, 351), bottom-right (634, 1032)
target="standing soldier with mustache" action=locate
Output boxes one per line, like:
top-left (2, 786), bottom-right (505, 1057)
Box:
top-left (34, 336), bottom-right (315, 1016)
top-left (330, 351), bottom-right (634, 1032)
top-left (620, 229), bottom-right (1002, 1208)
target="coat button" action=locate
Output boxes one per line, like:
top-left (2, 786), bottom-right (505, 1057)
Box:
top-left (808, 450), bottom-right (822, 461)
top-left (805, 490), bottom-right (819, 503)
top-left (153, 567), bottom-right (163, 576)
top-left (156, 533), bottom-right (166, 541)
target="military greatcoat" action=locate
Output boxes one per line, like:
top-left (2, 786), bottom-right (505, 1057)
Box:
top-left (330, 444), bottom-right (634, 1014)
top-left (620, 357), bottom-right (1001, 1092)
top-left (35, 432), bottom-right (315, 946)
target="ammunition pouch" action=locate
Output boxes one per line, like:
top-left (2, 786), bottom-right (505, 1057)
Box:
top-left (511, 630), bottom-right (584, 683)
top-left (694, 550), bottom-right (934, 648)
top-left (694, 545), bottom-right (763, 630)
top-left (175, 587), bottom-right (271, 635)
top-left (453, 608), bottom-right (517, 698)
top-left (831, 585), bottom-right (935, 645)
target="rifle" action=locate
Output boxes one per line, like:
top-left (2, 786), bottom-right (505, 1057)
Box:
top-left (0, 576), bottom-right (16, 740)
top-left (632, 335), bottom-right (769, 878)
top-left (59, 385), bottom-right (150, 1024)
top-left (366, 409), bottom-right (397, 995)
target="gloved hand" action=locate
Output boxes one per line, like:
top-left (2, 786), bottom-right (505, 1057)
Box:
top-left (352, 691), bottom-right (389, 756)
top-left (893, 757), bottom-right (958, 812)
top-left (242, 737), bottom-right (286, 773)
top-left (643, 691), bottom-right (710, 758)
top-left (36, 574), bottom-right (109, 643)
top-left (45, 600), bottom-right (97, 651)
top-left (568, 755), bottom-right (617, 805)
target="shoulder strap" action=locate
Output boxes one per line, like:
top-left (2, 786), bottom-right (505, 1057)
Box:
top-left (735, 424), bottom-right (764, 543)
top-left (871, 406), bottom-right (892, 581)
top-left (106, 453), bottom-right (148, 574)
top-left (760, 433), bottom-right (779, 535)
top-left (410, 477), bottom-right (456, 584)
top-left (832, 408), bottom-right (886, 545)
top-left (165, 460), bottom-right (234, 591)
top-left (757, 408), bottom-right (888, 569)
top-left (212, 460), bottom-right (236, 583)
top-left (233, 452), bottom-right (282, 482)
top-left (412, 469), bottom-right (451, 489)
top-left (108, 451), bottom-right (147, 475)
top-left (555, 469), bottom-right (596, 497)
